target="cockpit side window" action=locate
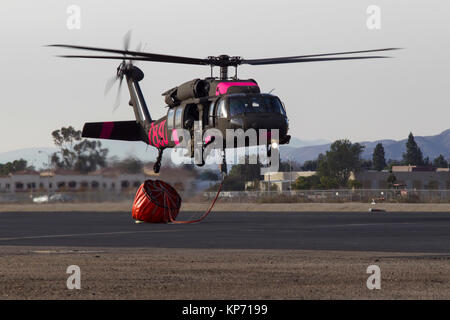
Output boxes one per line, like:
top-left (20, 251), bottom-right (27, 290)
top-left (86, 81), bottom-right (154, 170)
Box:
top-left (279, 99), bottom-right (287, 116)
top-left (227, 95), bottom-right (287, 116)
top-left (229, 97), bottom-right (247, 116)
top-left (264, 96), bottom-right (286, 116)
top-left (250, 98), bottom-right (263, 112)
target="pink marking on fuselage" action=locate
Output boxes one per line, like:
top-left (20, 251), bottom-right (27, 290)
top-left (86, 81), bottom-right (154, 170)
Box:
top-left (172, 129), bottom-right (180, 146)
top-left (100, 122), bottom-right (114, 139)
top-left (215, 82), bottom-right (258, 95)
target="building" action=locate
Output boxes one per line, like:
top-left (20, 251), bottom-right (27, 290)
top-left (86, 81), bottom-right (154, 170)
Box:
top-left (0, 165), bottom-right (201, 196)
top-left (0, 169), bottom-right (148, 194)
top-left (245, 171), bottom-right (316, 191)
top-left (353, 166), bottom-right (450, 190)
top-left (243, 165), bottom-right (450, 192)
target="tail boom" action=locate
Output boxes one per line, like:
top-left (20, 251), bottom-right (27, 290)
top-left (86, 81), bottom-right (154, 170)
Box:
top-left (82, 120), bottom-right (146, 142)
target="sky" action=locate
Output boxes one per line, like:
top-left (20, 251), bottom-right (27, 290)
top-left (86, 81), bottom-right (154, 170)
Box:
top-left (0, 0), bottom-right (449, 153)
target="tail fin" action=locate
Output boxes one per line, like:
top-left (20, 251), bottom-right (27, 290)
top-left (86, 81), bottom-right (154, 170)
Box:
top-left (82, 120), bottom-right (145, 142)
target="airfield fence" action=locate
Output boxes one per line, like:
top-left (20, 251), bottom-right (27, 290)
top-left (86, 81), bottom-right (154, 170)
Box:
top-left (0, 190), bottom-right (138, 204)
top-left (203, 189), bottom-right (450, 204)
top-left (2, 189), bottom-right (450, 204)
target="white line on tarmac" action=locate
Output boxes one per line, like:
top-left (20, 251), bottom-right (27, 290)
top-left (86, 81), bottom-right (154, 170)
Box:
top-left (0, 230), bottom-right (177, 241)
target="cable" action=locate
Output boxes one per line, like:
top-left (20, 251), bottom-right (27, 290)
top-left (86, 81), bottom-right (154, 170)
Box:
top-left (167, 174), bottom-right (225, 224)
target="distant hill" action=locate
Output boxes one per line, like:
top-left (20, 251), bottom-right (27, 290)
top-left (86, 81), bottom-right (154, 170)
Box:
top-left (281, 129), bottom-right (450, 164)
top-left (0, 140), bottom-right (157, 170)
top-left (3, 130), bottom-right (449, 169)
top-left (287, 137), bottom-right (331, 149)
top-left (0, 147), bottom-right (57, 169)
top-left (0, 137), bottom-right (329, 169)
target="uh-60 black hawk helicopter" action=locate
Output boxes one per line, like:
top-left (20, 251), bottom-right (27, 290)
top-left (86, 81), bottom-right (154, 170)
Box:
top-left (49, 34), bottom-right (398, 173)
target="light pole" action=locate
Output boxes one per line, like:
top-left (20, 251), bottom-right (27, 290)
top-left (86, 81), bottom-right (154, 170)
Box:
top-left (289, 156), bottom-right (293, 192)
top-left (38, 150), bottom-right (52, 170)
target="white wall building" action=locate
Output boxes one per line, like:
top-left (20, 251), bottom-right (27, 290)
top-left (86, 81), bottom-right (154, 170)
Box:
top-left (246, 171), bottom-right (316, 191)
top-left (0, 170), bottom-right (148, 194)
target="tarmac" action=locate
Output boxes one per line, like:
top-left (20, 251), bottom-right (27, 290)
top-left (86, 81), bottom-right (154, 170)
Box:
top-left (1, 211), bottom-right (450, 253)
top-left (1, 210), bottom-right (450, 299)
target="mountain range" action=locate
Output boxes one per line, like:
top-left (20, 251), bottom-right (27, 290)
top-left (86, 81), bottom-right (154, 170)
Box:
top-left (281, 129), bottom-right (450, 164)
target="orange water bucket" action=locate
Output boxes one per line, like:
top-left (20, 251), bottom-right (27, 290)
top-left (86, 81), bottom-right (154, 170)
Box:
top-left (132, 179), bottom-right (181, 223)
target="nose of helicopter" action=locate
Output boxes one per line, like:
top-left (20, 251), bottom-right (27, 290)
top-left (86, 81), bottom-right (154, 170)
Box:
top-left (229, 114), bottom-right (288, 138)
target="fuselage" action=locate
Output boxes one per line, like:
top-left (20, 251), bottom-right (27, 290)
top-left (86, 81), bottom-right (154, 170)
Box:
top-left (82, 67), bottom-right (290, 157)
top-left (146, 79), bottom-right (290, 151)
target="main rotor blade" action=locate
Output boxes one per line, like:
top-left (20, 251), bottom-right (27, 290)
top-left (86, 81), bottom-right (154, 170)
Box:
top-left (242, 48), bottom-right (401, 65)
top-left (123, 30), bottom-right (132, 52)
top-left (56, 54), bottom-right (208, 65)
top-left (133, 42), bottom-right (143, 66)
top-left (49, 44), bottom-right (208, 65)
top-left (242, 55), bottom-right (391, 65)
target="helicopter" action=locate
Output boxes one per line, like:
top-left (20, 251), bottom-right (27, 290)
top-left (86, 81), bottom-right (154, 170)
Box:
top-left (49, 34), bottom-right (398, 174)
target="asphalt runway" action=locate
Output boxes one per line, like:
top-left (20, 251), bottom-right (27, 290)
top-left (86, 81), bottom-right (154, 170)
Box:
top-left (0, 211), bottom-right (450, 253)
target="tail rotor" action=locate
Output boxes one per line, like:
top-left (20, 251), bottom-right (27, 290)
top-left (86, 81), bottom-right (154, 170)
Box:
top-left (104, 30), bottom-right (140, 112)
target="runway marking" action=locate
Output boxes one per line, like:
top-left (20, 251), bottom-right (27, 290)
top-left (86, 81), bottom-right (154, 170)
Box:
top-left (32, 250), bottom-right (105, 254)
top-left (0, 230), bottom-right (177, 242)
top-left (310, 222), bottom-right (422, 228)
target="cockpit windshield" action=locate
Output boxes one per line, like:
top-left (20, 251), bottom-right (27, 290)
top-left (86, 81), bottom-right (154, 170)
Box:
top-left (228, 95), bottom-right (286, 117)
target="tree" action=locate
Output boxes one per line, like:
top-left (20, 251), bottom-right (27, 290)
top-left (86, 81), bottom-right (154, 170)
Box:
top-left (372, 143), bottom-right (387, 171)
top-left (0, 159), bottom-right (29, 175)
top-left (387, 159), bottom-right (402, 171)
top-left (301, 160), bottom-right (318, 171)
top-left (402, 132), bottom-right (423, 165)
top-left (318, 175), bottom-right (340, 189)
top-left (361, 159), bottom-right (373, 171)
top-left (291, 175), bottom-right (321, 190)
top-left (348, 179), bottom-right (362, 189)
top-left (198, 170), bottom-right (219, 181)
top-left (222, 157), bottom-right (263, 191)
top-left (433, 154), bottom-right (449, 168)
top-left (111, 157), bottom-right (144, 174)
top-left (221, 175), bottom-right (247, 191)
top-left (51, 126), bottom-right (108, 173)
top-left (51, 126), bottom-right (81, 169)
top-left (279, 160), bottom-right (293, 172)
top-left (317, 140), bottom-right (365, 187)
top-left (387, 173), bottom-right (397, 188)
top-left (73, 140), bottom-right (108, 173)
top-left (52, 126), bottom-right (81, 149)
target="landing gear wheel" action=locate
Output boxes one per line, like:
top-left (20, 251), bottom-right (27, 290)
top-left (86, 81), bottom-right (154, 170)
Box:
top-left (194, 147), bottom-right (205, 167)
